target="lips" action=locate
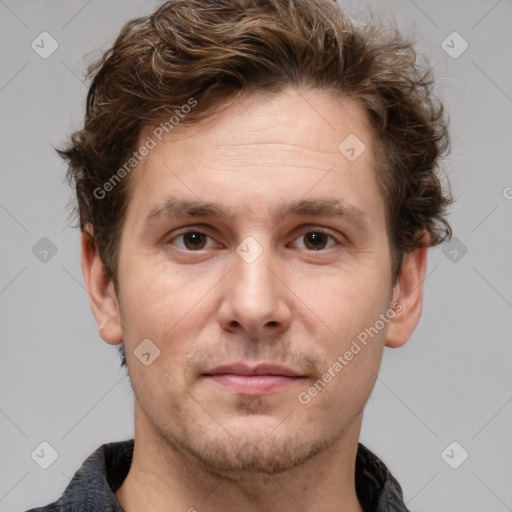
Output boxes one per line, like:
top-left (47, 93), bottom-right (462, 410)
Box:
top-left (204, 362), bottom-right (302, 377)
top-left (203, 362), bottom-right (304, 395)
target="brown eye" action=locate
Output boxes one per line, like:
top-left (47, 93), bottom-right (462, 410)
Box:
top-left (183, 232), bottom-right (207, 250)
top-left (290, 230), bottom-right (337, 251)
top-left (303, 232), bottom-right (330, 250)
top-left (170, 231), bottom-right (216, 251)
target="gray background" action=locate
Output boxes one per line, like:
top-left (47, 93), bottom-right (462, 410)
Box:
top-left (1, 1), bottom-right (511, 510)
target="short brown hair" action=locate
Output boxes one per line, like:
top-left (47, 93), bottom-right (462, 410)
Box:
top-left (59, 0), bottom-right (452, 284)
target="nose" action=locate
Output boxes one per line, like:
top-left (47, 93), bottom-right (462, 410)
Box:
top-left (217, 241), bottom-right (292, 339)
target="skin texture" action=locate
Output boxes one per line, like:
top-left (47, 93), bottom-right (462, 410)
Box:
top-left (81, 88), bottom-right (428, 512)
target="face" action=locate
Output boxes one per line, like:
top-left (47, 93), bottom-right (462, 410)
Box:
top-left (108, 89), bottom-right (399, 474)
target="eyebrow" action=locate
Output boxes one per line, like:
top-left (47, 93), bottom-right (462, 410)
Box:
top-left (145, 197), bottom-right (368, 229)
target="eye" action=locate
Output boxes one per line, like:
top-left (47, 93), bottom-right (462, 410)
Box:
top-left (289, 230), bottom-right (338, 251)
top-left (167, 228), bottom-right (341, 252)
top-left (169, 230), bottom-right (219, 251)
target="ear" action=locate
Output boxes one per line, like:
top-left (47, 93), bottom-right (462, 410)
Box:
top-left (81, 224), bottom-right (123, 346)
top-left (385, 236), bottom-right (429, 349)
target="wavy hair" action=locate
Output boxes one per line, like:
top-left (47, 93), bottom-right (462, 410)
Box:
top-left (59, 0), bottom-right (452, 285)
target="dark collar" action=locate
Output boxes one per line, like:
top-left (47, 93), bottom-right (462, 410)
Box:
top-left (27, 439), bottom-right (410, 512)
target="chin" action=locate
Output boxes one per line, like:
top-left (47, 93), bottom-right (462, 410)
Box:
top-left (165, 414), bottom-right (336, 475)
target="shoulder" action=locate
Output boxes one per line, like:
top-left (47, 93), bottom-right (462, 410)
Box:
top-left (22, 440), bottom-right (134, 512)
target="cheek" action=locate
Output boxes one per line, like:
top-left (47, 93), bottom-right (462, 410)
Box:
top-left (117, 259), bottom-right (216, 384)
top-left (297, 324), bottom-right (384, 421)
top-left (291, 263), bottom-right (390, 396)
top-left (292, 259), bottom-right (391, 335)
top-left (118, 255), bottom-right (207, 335)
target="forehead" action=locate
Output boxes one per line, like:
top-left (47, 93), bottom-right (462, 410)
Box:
top-left (124, 88), bottom-right (384, 227)
top-left (140, 89), bottom-right (373, 165)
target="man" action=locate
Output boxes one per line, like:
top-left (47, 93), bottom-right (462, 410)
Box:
top-left (28, 0), bottom-right (452, 510)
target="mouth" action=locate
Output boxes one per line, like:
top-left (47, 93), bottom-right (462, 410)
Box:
top-left (203, 362), bottom-right (305, 395)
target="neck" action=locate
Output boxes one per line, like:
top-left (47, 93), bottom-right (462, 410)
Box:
top-left (116, 405), bottom-right (365, 512)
